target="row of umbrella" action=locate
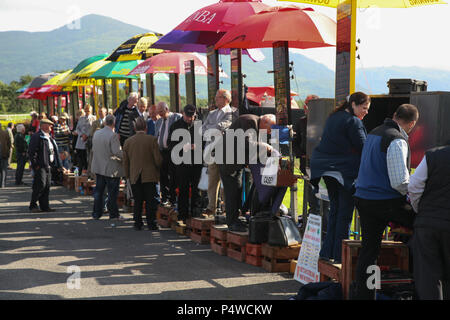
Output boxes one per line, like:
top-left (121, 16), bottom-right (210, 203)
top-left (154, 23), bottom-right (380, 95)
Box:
top-left (18, 0), bottom-right (446, 104)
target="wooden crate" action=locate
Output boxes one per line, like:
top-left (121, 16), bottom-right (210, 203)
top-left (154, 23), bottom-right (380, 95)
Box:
top-left (63, 172), bottom-right (74, 188)
top-left (175, 222), bottom-right (188, 236)
top-left (340, 240), bottom-right (409, 300)
top-left (157, 205), bottom-right (171, 228)
top-left (74, 176), bottom-right (88, 193)
top-left (82, 180), bottom-right (95, 196)
top-left (190, 218), bottom-right (214, 244)
top-left (67, 175), bottom-right (75, 190)
top-left (261, 243), bottom-right (301, 273)
top-left (210, 225), bottom-right (228, 256)
top-left (117, 189), bottom-right (125, 208)
top-left (318, 259), bottom-right (342, 282)
top-left (245, 243), bottom-right (263, 267)
top-left (227, 231), bottom-right (248, 262)
top-left (290, 260), bottom-right (298, 274)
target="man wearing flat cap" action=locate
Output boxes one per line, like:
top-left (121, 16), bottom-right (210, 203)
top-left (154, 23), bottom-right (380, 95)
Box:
top-left (168, 104), bottom-right (203, 223)
top-left (28, 118), bottom-right (62, 213)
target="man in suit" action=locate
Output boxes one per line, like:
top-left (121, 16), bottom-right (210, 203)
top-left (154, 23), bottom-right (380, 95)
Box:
top-left (155, 101), bottom-right (182, 206)
top-left (168, 105), bottom-right (203, 223)
top-left (218, 113), bottom-right (276, 232)
top-left (91, 114), bottom-right (124, 221)
top-left (123, 117), bottom-right (163, 231)
top-left (201, 89), bottom-right (235, 217)
top-left (6, 123), bottom-right (14, 170)
top-left (28, 118), bottom-right (62, 212)
top-left (146, 104), bottom-right (160, 136)
top-left (0, 122), bottom-right (12, 188)
top-left (87, 107), bottom-right (107, 179)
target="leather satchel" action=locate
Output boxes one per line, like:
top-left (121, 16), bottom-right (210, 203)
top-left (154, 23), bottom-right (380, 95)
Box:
top-left (268, 215), bottom-right (302, 247)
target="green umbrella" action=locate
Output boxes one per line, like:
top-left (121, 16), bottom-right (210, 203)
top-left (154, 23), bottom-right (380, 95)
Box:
top-left (90, 60), bottom-right (139, 79)
top-left (71, 53), bottom-right (109, 74)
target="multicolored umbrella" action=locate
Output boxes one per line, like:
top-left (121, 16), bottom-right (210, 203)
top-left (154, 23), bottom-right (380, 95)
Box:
top-left (71, 54), bottom-right (109, 74)
top-left (246, 86), bottom-right (298, 106)
top-left (152, 29), bottom-right (265, 62)
top-left (278, 0), bottom-right (447, 8)
top-left (128, 51), bottom-right (208, 75)
top-left (215, 6), bottom-right (336, 49)
top-left (90, 60), bottom-right (139, 79)
top-left (106, 32), bottom-right (164, 62)
top-left (18, 73), bottom-right (58, 99)
top-left (174, 0), bottom-right (269, 33)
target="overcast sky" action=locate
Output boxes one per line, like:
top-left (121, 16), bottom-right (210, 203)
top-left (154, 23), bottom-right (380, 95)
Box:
top-left (1, 0), bottom-right (450, 72)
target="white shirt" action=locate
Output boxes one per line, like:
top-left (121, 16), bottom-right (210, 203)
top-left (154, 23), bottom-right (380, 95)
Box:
top-left (386, 127), bottom-right (410, 196)
top-left (408, 156), bottom-right (428, 213)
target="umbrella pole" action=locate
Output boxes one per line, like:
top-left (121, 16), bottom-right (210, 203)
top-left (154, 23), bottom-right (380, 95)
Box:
top-left (103, 80), bottom-right (108, 110)
top-left (81, 87), bottom-right (86, 109)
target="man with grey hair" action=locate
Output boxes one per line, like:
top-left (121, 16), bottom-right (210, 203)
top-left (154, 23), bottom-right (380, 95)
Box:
top-left (114, 92), bottom-right (140, 146)
top-left (155, 101), bottom-right (181, 206)
top-left (0, 122), bottom-right (12, 188)
top-left (91, 114), bottom-right (124, 221)
top-left (201, 89), bottom-right (236, 217)
top-left (14, 124), bottom-right (28, 185)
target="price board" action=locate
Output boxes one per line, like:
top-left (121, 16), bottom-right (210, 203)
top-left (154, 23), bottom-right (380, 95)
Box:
top-left (273, 41), bottom-right (291, 126)
top-left (207, 46), bottom-right (219, 108)
top-left (335, 0), bottom-right (356, 104)
top-left (230, 49), bottom-right (243, 110)
top-left (184, 60), bottom-right (196, 107)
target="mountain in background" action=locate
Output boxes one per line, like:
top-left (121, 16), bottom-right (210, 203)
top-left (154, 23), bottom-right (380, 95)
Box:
top-left (1, 14), bottom-right (449, 99)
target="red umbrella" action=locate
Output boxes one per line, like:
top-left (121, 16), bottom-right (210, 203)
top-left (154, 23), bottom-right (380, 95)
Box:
top-left (174, 0), bottom-right (269, 33)
top-left (246, 86), bottom-right (298, 106)
top-left (215, 5), bottom-right (336, 49)
top-left (128, 51), bottom-right (209, 75)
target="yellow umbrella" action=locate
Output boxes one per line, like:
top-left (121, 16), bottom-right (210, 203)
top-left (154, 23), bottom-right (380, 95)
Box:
top-left (42, 70), bottom-right (73, 86)
top-left (279, 0), bottom-right (446, 101)
top-left (279, 0), bottom-right (446, 8)
top-left (75, 60), bottom-right (110, 78)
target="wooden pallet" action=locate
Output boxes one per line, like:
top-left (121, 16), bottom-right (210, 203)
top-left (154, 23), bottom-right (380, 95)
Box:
top-left (227, 231), bottom-right (248, 262)
top-left (156, 205), bottom-right (172, 228)
top-left (245, 243), bottom-right (263, 267)
top-left (210, 225), bottom-right (228, 256)
top-left (261, 243), bottom-right (301, 273)
top-left (117, 189), bottom-right (125, 208)
top-left (190, 218), bottom-right (214, 244)
top-left (67, 175), bottom-right (75, 190)
top-left (290, 260), bottom-right (298, 274)
top-left (74, 176), bottom-right (88, 193)
top-left (340, 240), bottom-right (409, 300)
top-left (82, 180), bottom-right (95, 196)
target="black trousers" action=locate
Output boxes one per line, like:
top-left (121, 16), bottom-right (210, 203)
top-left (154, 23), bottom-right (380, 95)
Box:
top-left (30, 168), bottom-right (51, 211)
top-left (219, 166), bottom-right (243, 227)
top-left (160, 149), bottom-right (177, 204)
top-left (353, 196), bottom-right (415, 300)
top-left (413, 227), bottom-right (450, 300)
top-left (15, 153), bottom-right (27, 184)
top-left (131, 176), bottom-right (159, 228)
top-left (76, 149), bottom-right (88, 172)
top-left (176, 164), bottom-right (203, 221)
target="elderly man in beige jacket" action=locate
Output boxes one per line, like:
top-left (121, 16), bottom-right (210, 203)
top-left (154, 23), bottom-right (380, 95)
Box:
top-left (91, 114), bottom-right (124, 221)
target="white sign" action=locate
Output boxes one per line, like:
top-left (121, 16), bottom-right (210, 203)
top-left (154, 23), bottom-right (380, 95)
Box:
top-left (261, 157), bottom-right (279, 187)
top-left (294, 214), bottom-right (322, 284)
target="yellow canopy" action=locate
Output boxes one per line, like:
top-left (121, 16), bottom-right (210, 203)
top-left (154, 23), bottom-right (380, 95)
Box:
top-left (278, 0), bottom-right (447, 8)
top-left (75, 60), bottom-right (110, 78)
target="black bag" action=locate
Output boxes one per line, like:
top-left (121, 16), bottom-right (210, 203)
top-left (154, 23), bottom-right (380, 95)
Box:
top-left (268, 215), bottom-right (301, 247)
top-left (249, 211), bottom-right (272, 244)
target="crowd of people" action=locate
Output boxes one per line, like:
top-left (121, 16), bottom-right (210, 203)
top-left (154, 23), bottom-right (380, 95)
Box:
top-left (1, 88), bottom-right (448, 300)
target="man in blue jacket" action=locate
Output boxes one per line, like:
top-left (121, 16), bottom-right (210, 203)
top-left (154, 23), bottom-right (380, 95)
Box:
top-left (28, 118), bottom-right (62, 213)
top-left (352, 104), bottom-right (419, 300)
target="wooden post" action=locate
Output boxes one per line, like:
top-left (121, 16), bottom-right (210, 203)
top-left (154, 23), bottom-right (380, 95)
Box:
top-left (103, 80), bottom-right (108, 109)
top-left (273, 41), bottom-right (297, 224)
top-left (230, 49), bottom-right (243, 110)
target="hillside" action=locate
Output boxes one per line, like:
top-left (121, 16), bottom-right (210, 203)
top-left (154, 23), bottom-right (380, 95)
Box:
top-left (0, 14), bottom-right (151, 84)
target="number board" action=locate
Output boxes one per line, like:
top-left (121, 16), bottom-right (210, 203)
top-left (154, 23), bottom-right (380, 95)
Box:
top-left (207, 46), bottom-right (219, 108)
top-left (273, 41), bottom-right (291, 126)
top-left (184, 60), bottom-right (196, 106)
top-left (335, 0), bottom-right (353, 105)
top-left (230, 49), bottom-right (242, 109)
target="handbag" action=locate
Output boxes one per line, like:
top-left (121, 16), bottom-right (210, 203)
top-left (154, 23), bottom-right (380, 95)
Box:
top-left (268, 215), bottom-right (302, 247)
top-left (248, 211), bottom-right (272, 244)
top-left (197, 166), bottom-right (209, 191)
